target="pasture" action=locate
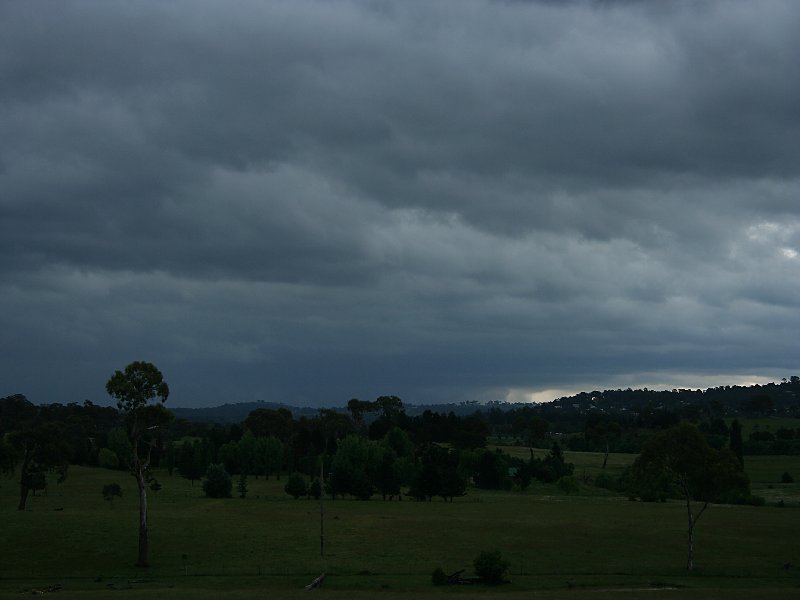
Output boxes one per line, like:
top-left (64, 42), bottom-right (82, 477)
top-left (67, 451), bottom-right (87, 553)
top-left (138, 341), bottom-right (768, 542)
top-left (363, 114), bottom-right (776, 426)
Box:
top-left (1, 451), bottom-right (799, 599)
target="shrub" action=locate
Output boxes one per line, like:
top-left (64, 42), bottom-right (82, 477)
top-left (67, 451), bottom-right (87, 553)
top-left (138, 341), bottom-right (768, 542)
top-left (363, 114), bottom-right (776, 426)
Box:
top-left (431, 567), bottom-right (447, 585)
top-left (594, 472), bottom-right (618, 491)
top-left (102, 483), bottom-right (122, 506)
top-left (473, 550), bottom-right (509, 585)
top-left (98, 448), bottom-right (120, 470)
top-left (781, 471), bottom-right (794, 484)
top-left (557, 475), bottom-right (579, 495)
top-left (284, 472), bottom-right (307, 499)
top-left (202, 463), bottom-right (232, 498)
top-left (307, 478), bottom-right (321, 499)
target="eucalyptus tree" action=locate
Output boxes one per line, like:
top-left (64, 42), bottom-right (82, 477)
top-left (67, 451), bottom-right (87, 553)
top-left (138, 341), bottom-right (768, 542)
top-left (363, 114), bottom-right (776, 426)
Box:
top-left (106, 361), bottom-right (171, 568)
top-left (631, 422), bottom-right (749, 571)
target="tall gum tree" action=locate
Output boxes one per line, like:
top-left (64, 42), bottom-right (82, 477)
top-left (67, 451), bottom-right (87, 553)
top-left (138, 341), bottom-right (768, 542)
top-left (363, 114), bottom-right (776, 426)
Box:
top-left (106, 361), bottom-right (171, 568)
top-left (631, 422), bottom-right (749, 571)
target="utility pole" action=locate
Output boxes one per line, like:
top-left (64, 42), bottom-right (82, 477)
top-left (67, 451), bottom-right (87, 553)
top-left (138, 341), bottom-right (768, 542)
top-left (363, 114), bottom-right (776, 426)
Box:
top-left (320, 457), bottom-right (324, 557)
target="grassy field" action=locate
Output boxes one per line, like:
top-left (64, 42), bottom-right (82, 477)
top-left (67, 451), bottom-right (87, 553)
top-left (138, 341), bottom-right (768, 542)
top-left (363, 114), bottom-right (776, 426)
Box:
top-left (728, 417), bottom-right (800, 437)
top-left (1, 456), bottom-right (799, 599)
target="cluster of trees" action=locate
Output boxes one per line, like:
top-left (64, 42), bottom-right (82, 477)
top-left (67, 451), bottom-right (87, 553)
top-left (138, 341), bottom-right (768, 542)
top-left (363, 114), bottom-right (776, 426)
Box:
top-left (482, 377), bottom-right (800, 444)
top-left (156, 401), bottom-right (574, 503)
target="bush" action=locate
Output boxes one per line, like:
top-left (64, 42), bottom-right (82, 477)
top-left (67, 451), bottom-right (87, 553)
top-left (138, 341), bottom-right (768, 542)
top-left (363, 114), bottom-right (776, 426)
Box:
top-left (473, 550), bottom-right (509, 585)
top-left (557, 475), bottom-right (579, 494)
top-left (431, 567), bottom-right (447, 585)
top-left (781, 471), bottom-right (794, 483)
top-left (202, 463), bottom-right (232, 498)
top-left (102, 483), bottom-right (122, 506)
top-left (284, 472), bottom-right (307, 499)
top-left (594, 472), bottom-right (618, 491)
top-left (307, 478), bottom-right (321, 499)
top-left (98, 448), bottom-right (120, 470)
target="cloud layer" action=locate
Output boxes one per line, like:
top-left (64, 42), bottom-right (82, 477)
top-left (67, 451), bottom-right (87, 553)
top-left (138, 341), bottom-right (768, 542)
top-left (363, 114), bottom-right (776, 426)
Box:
top-left (2, 0), bottom-right (798, 406)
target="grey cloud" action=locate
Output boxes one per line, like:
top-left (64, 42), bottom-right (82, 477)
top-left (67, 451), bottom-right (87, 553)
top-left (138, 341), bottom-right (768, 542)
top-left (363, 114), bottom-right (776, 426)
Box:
top-left (1, 0), bottom-right (798, 406)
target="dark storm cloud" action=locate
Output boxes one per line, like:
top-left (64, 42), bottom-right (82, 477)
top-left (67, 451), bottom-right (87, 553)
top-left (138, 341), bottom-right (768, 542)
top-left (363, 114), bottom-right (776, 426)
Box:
top-left (1, 0), bottom-right (798, 406)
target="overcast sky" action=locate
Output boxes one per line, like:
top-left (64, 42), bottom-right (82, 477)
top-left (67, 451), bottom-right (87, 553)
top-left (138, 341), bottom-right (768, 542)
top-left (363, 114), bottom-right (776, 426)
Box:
top-left (2, 0), bottom-right (798, 408)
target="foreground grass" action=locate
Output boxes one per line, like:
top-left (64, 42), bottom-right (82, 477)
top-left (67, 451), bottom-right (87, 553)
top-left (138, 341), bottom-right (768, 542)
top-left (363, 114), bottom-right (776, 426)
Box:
top-left (1, 462), bottom-right (799, 598)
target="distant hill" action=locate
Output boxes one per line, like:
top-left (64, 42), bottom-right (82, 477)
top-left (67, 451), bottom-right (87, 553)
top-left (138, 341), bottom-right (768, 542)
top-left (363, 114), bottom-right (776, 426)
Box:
top-left (170, 377), bottom-right (800, 424)
top-left (170, 401), bottom-right (322, 424)
top-left (170, 400), bottom-right (492, 424)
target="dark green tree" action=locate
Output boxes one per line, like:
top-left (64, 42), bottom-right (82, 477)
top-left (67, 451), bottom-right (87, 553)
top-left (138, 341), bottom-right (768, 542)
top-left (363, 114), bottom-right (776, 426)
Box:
top-left (631, 423), bottom-right (750, 571)
top-left (106, 427), bottom-right (133, 469)
top-left (373, 447), bottom-right (401, 500)
top-left (346, 398), bottom-right (377, 430)
top-left (513, 415), bottom-right (549, 450)
top-left (284, 472), bottom-right (308, 499)
top-left (329, 434), bottom-right (377, 499)
top-left (259, 435), bottom-right (284, 480)
top-left (473, 550), bottom-right (510, 585)
top-left (178, 439), bottom-right (208, 486)
top-left (203, 463), bottom-right (232, 498)
top-left (409, 445), bottom-right (447, 501)
top-left (106, 360), bottom-right (171, 568)
top-left (244, 408), bottom-right (293, 441)
top-left (238, 431), bottom-right (257, 476)
top-left (544, 441), bottom-right (573, 481)
top-left (439, 462), bottom-right (467, 502)
top-left (8, 422), bottom-right (69, 510)
top-left (1, 395), bottom-right (69, 511)
top-left (729, 419), bottom-right (744, 467)
top-left (98, 447), bottom-right (120, 470)
top-left (475, 449), bottom-right (509, 490)
top-left (103, 482), bottom-right (122, 506)
top-left (237, 473), bottom-right (248, 498)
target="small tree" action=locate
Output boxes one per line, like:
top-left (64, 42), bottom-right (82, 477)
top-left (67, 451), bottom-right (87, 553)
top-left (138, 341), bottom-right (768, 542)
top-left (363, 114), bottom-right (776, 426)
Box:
top-left (473, 550), bottom-right (509, 585)
top-left (203, 463), bottom-right (232, 498)
top-left (237, 473), bottom-right (248, 498)
top-left (103, 483), bottom-right (122, 507)
top-left (285, 472), bottom-right (307, 499)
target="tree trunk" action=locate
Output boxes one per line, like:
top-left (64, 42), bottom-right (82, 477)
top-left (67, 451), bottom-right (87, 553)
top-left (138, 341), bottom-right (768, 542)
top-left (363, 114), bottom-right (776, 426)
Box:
top-left (17, 453), bottom-right (31, 511)
top-left (132, 428), bottom-right (150, 568)
top-left (136, 466), bottom-right (149, 567)
top-left (686, 510), bottom-right (694, 571)
top-left (602, 440), bottom-right (609, 470)
top-left (18, 480), bottom-right (29, 511)
top-left (685, 498), bottom-right (708, 572)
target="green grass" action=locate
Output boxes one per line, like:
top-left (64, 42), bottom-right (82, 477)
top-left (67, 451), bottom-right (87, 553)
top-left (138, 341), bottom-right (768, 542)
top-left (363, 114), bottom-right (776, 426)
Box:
top-left (2, 463), bottom-right (800, 599)
top-left (727, 417), bottom-right (800, 437)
